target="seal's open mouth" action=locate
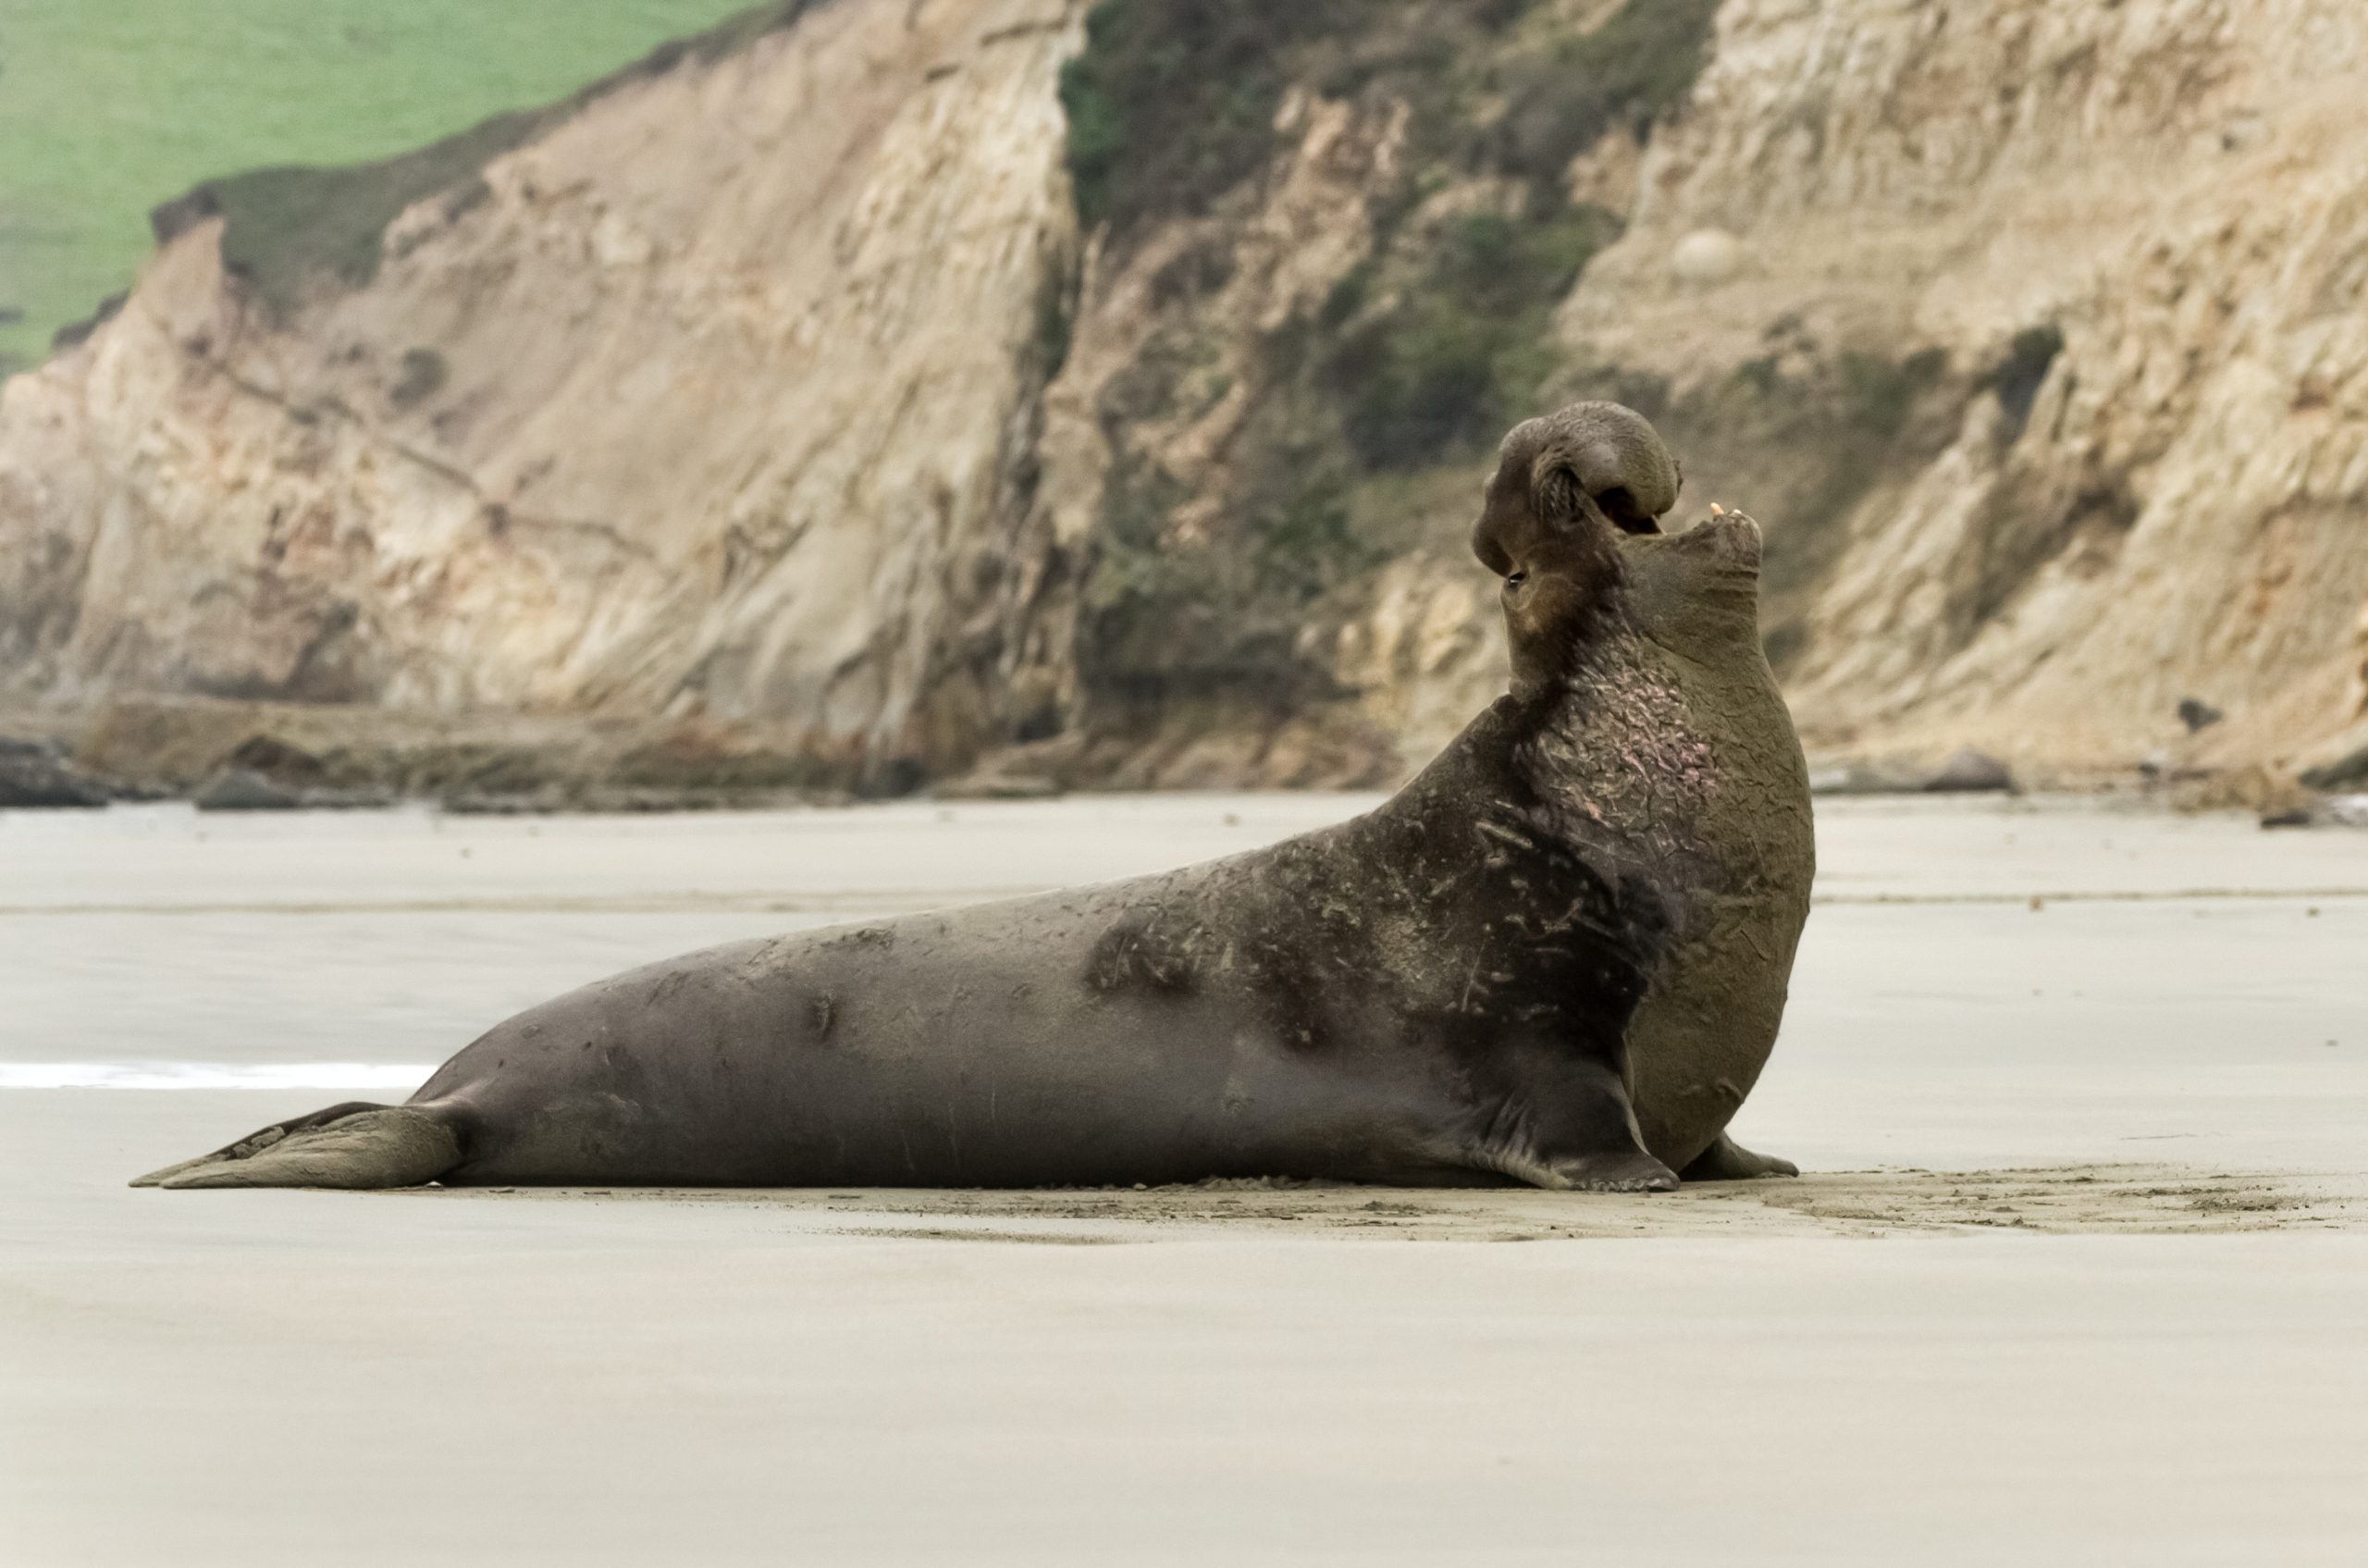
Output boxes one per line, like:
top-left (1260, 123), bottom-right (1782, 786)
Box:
top-left (1595, 487), bottom-right (1662, 536)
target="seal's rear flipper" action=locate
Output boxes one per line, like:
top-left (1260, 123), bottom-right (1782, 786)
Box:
top-left (131, 1103), bottom-right (462, 1190)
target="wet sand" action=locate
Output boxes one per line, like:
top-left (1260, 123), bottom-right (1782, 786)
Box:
top-left (3, 796), bottom-right (2365, 1563)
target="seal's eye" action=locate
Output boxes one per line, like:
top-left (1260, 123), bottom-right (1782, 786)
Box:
top-left (1505, 570), bottom-right (1528, 588)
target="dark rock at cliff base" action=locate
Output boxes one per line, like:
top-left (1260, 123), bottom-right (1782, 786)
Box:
top-left (1808, 749), bottom-right (2015, 795)
top-left (0, 737), bottom-right (109, 808)
top-left (1924, 747), bottom-right (2015, 794)
top-left (193, 766), bottom-right (398, 811)
top-left (192, 768), bottom-right (304, 811)
top-left (2263, 796), bottom-right (2368, 831)
top-left (2300, 744), bottom-right (2368, 793)
top-left (1807, 760), bottom-right (1926, 796)
top-left (438, 788), bottom-right (574, 816)
top-left (219, 734), bottom-right (331, 787)
top-left (935, 770), bottom-right (1065, 801)
top-left (192, 734), bottom-right (386, 809)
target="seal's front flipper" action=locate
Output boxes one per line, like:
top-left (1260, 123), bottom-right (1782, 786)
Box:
top-left (1679, 1132), bottom-right (1798, 1182)
top-left (1469, 1046), bottom-right (1679, 1193)
top-left (131, 1103), bottom-right (462, 1190)
top-left (1540, 1146), bottom-right (1680, 1192)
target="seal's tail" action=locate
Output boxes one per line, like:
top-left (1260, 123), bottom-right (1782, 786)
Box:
top-left (130, 1100), bottom-right (462, 1190)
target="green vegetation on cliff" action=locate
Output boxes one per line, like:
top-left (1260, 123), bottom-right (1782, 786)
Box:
top-left (1490, 0), bottom-right (1722, 193)
top-left (0, 0), bottom-right (771, 368)
top-left (1060, 0), bottom-right (1363, 234)
top-left (1326, 205), bottom-right (1622, 470)
top-left (1062, 0), bottom-right (1720, 723)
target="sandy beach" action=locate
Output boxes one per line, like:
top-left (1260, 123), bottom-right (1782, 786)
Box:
top-left (4, 795), bottom-right (2365, 1564)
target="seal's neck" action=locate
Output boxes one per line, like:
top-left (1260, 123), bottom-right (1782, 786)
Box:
top-left (1506, 623), bottom-right (1717, 871)
top-left (1502, 532), bottom-right (1628, 702)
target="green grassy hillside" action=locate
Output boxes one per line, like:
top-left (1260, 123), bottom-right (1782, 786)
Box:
top-left (0, 0), bottom-right (761, 372)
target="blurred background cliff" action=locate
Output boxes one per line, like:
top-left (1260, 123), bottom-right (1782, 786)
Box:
top-left (3, 0), bottom-right (2364, 811)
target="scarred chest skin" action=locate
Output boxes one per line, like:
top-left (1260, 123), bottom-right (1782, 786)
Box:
top-left (1596, 517), bottom-right (1816, 1169)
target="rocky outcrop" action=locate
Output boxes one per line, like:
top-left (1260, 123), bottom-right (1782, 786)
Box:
top-left (1562, 0), bottom-right (2368, 782)
top-left (0, 0), bottom-right (1086, 792)
top-left (1018, 0), bottom-right (2368, 787)
top-left (3, 0), bottom-right (2365, 796)
top-left (0, 736), bottom-right (106, 808)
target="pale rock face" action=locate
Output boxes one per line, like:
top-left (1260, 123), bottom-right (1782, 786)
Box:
top-left (1560, 0), bottom-right (2368, 775)
top-left (1563, 126), bottom-right (1644, 216)
top-left (0, 0), bottom-right (1087, 781)
top-left (1329, 557), bottom-right (1504, 770)
top-left (1670, 228), bottom-right (1741, 286)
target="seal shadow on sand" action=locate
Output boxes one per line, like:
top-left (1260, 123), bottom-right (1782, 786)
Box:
top-left (396, 1164), bottom-right (2362, 1242)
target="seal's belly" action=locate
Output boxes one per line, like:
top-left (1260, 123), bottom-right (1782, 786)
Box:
top-left (415, 897), bottom-right (1477, 1188)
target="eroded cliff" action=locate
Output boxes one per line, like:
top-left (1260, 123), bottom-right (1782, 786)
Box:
top-left (0, 0), bottom-right (1087, 793)
top-left (3, 0), bottom-right (2364, 796)
top-left (1034, 0), bottom-right (2368, 787)
top-left (1569, 0), bottom-right (2368, 779)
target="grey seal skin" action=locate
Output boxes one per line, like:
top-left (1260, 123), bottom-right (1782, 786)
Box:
top-left (1473, 404), bottom-right (1814, 1181)
top-left (1626, 514), bottom-right (1815, 1181)
top-left (135, 401), bottom-right (1810, 1193)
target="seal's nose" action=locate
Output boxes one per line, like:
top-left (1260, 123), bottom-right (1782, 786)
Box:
top-left (1681, 508), bottom-right (1764, 569)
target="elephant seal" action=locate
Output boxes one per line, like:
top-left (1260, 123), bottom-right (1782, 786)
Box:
top-left (1470, 404), bottom-right (1813, 1180)
top-left (136, 402), bottom-right (1813, 1193)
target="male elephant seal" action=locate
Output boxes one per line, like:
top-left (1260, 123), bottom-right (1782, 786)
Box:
top-left (136, 402), bottom-right (1813, 1193)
